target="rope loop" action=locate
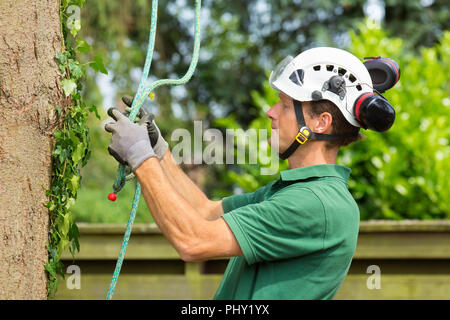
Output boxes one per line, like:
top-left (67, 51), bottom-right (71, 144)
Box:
top-left (106, 0), bottom-right (202, 300)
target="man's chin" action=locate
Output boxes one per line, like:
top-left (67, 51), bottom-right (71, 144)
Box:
top-left (268, 137), bottom-right (281, 154)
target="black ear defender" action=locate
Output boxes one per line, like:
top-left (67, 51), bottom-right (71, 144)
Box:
top-left (353, 56), bottom-right (401, 132)
top-left (354, 93), bottom-right (395, 132)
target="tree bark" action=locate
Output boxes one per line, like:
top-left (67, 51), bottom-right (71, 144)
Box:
top-left (0, 0), bottom-right (67, 299)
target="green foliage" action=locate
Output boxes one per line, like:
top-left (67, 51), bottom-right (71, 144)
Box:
top-left (89, 55), bottom-right (108, 75)
top-left (222, 20), bottom-right (450, 220)
top-left (343, 20), bottom-right (450, 219)
top-left (45, 0), bottom-right (104, 297)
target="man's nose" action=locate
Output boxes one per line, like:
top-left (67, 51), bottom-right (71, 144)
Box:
top-left (266, 102), bottom-right (280, 119)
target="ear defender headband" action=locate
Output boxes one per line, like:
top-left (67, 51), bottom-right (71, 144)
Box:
top-left (363, 57), bottom-right (400, 93)
top-left (353, 57), bottom-right (401, 132)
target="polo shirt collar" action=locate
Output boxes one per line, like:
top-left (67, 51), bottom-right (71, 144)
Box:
top-left (280, 164), bottom-right (351, 182)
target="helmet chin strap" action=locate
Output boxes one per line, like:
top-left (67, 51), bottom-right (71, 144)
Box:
top-left (278, 100), bottom-right (359, 160)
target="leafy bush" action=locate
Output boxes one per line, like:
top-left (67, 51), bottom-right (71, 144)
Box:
top-left (345, 21), bottom-right (449, 219)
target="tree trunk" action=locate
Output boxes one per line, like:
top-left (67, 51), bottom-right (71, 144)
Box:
top-left (0, 0), bottom-right (67, 299)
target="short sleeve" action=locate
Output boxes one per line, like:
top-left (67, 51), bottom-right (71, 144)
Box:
top-left (222, 186), bottom-right (326, 265)
top-left (221, 182), bottom-right (275, 213)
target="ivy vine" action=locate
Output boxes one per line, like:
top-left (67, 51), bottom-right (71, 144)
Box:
top-left (45, 0), bottom-right (106, 297)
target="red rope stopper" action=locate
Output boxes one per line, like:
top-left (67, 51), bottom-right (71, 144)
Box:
top-left (108, 193), bottom-right (117, 202)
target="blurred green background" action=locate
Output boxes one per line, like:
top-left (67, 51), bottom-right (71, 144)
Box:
top-left (72, 0), bottom-right (449, 223)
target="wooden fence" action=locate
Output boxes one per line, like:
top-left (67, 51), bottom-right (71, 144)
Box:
top-left (54, 220), bottom-right (450, 300)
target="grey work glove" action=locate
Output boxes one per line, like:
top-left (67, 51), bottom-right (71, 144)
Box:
top-left (104, 107), bottom-right (156, 172)
top-left (122, 95), bottom-right (169, 160)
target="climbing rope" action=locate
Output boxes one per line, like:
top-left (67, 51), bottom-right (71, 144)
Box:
top-left (106, 0), bottom-right (202, 300)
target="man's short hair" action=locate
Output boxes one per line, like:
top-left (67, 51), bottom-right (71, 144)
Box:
top-left (307, 99), bottom-right (364, 149)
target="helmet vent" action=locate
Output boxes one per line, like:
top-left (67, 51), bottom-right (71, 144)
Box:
top-left (326, 65), bottom-right (334, 72)
top-left (356, 84), bottom-right (362, 91)
top-left (289, 69), bottom-right (304, 86)
top-left (338, 67), bottom-right (347, 76)
top-left (349, 74), bottom-right (357, 83)
top-left (313, 65), bottom-right (321, 71)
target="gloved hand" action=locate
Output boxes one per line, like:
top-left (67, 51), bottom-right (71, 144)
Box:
top-left (104, 108), bottom-right (156, 172)
top-left (122, 95), bottom-right (169, 160)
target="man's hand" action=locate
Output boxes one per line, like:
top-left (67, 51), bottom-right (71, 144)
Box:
top-left (122, 95), bottom-right (169, 160)
top-left (104, 107), bottom-right (157, 172)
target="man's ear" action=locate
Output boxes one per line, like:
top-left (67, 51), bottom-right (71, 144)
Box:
top-left (314, 112), bottom-right (333, 134)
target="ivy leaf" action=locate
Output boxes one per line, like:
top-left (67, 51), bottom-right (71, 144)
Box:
top-left (69, 130), bottom-right (80, 145)
top-left (69, 224), bottom-right (81, 256)
top-left (76, 38), bottom-right (92, 53)
top-left (54, 129), bottom-right (63, 140)
top-left (55, 260), bottom-right (65, 279)
top-left (69, 20), bottom-right (81, 37)
top-left (49, 202), bottom-right (56, 211)
top-left (56, 52), bottom-right (68, 73)
top-left (68, 175), bottom-right (80, 194)
top-left (61, 78), bottom-right (77, 96)
top-left (51, 146), bottom-right (61, 159)
top-left (58, 238), bottom-right (69, 255)
top-left (59, 213), bottom-right (71, 238)
top-left (72, 142), bottom-right (86, 164)
top-left (45, 200), bottom-right (56, 211)
top-left (59, 148), bottom-right (70, 164)
top-left (55, 52), bottom-right (67, 64)
top-left (69, 222), bottom-right (80, 241)
top-left (65, 198), bottom-right (75, 211)
top-left (68, 60), bottom-right (83, 80)
top-left (45, 262), bottom-right (58, 279)
top-left (89, 55), bottom-right (108, 74)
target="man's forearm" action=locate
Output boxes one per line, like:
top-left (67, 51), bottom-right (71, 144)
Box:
top-left (135, 158), bottom-right (211, 259)
top-left (135, 157), bottom-right (243, 261)
top-left (159, 150), bottom-right (223, 220)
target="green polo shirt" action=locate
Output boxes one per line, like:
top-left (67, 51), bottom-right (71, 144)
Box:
top-left (213, 164), bottom-right (360, 300)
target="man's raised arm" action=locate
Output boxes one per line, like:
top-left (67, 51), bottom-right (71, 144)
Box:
top-left (159, 150), bottom-right (224, 221)
top-left (120, 95), bottom-right (223, 220)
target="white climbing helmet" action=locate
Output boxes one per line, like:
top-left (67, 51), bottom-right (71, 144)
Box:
top-left (269, 47), bottom-right (373, 127)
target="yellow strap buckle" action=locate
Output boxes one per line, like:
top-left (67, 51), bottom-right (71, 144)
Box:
top-left (296, 128), bottom-right (310, 144)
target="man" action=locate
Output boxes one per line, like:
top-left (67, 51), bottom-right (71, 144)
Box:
top-left (105, 47), bottom-right (394, 299)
